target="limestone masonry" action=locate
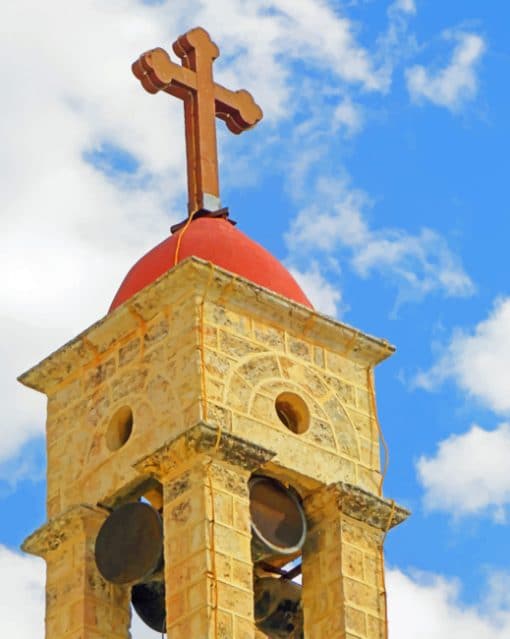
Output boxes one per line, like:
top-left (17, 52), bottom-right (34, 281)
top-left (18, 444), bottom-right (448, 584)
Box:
top-left (21, 258), bottom-right (409, 638)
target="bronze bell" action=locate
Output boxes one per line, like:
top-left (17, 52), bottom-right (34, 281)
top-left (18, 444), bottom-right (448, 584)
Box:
top-left (132, 581), bottom-right (166, 633)
top-left (94, 501), bottom-right (164, 585)
top-left (95, 501), bottom-right (167, 632)
top-left (254, 576), bottom-right (303, 638)
top-left (249, 476), bottom-right (307, 562)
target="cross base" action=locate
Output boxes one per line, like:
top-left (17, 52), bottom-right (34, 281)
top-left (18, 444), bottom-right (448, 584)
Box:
top-left (170, 207), bottom-right (235, 234)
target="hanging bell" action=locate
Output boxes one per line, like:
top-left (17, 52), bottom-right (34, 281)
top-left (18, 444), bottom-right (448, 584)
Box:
top-left (249, 476), bottom-right (307, 562)
top-left (132, 580), bottom-right (166, 633)
top-left (254, 576), bottom-right (303, 638)
top-left (95, 501), bottom-right (164, 585)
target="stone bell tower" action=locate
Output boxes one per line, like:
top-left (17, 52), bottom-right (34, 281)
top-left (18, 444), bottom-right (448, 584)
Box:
top-left (20, 26), bottom-right (408, 639)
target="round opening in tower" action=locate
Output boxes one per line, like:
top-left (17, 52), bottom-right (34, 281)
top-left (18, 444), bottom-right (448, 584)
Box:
top-left (275, 392), bottom-right (309, 434)
top-left (106, 406), bottom-right (133, 451)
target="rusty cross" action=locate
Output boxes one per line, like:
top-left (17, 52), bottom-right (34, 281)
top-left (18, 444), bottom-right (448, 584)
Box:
top-left (133, 27), bottom-right (263, 217)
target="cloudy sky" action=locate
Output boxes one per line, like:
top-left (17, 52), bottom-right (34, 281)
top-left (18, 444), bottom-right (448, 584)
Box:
top-left (2, 0), bottom-right (510, 636)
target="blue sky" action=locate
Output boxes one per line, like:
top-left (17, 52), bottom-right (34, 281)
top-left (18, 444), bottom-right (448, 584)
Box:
top-left (2, 1), bottom-right (510, 636)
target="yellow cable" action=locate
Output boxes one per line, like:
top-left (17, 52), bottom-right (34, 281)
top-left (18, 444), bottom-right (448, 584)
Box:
top-left (171, 218), bottom-right (223, 636)
top-left (342, 329), bottom-right (359, 358)
top-left (206, 461), bottom-right (219, 639)
top-left (82, 337), bottom-right (100, 365)
top-left (217, 274), bottom-right (237, 307)
top-left (199, 262), bottom-right (215, 424)
top-left (367, 367), bottom-right (389, 496)
top-left (383, 499), bottom-right (396, 543)
top-left (302, 311), bottom-right (316, 336)
top-left (198, 263), bottom-right (221, 639)
top-left (366, 367), bottom-right (393, 639)
top-left (174, 209), bottom-right (198, 266)
top-left (380, 498), bottom-right (396, 639)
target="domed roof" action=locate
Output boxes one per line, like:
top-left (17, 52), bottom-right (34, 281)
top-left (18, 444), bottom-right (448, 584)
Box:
top-left (109, 217), bottom-right (312, 311)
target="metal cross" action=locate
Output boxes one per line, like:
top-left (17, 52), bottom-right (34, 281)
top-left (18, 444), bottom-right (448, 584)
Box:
top-left (133, 27), bottom-right (263, 217)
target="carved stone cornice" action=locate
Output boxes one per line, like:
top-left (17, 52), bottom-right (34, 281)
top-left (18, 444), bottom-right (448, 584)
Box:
top-left (19, 258), bottom-right (394, 396)
top-left (134, 422), bottom-right (275, 480)
top-left (332, 482), bottom-right (410, 531)
top-left (22, 504), bottom-right (107, 558)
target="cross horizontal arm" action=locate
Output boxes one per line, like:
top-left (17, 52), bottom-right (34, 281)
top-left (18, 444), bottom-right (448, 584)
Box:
top-left (214, 86), bottom-right (263, 134)
top-left (132, 48), bottom-right (197, 96)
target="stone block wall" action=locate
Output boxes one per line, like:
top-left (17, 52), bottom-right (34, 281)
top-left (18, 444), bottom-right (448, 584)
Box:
top-left (23, 505), bottom-right (131, 639)
top-left (43, 292), bottom-right (203, 518)
top-left (21, 259), bottom-right (393, 520)
top-left (302, 486), bottom-right (395, 639)
top-left (161, 459), bottom-right (255, 637)
top-left (202, 301), bottom-right (383, 494)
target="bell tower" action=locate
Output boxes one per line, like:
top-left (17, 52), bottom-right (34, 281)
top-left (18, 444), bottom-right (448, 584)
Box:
top-left (20, 26), bottom-right (408, 639)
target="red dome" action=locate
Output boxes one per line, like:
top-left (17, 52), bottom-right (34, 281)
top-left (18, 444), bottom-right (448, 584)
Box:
top-left (109, 217), bottom-right (312, 311)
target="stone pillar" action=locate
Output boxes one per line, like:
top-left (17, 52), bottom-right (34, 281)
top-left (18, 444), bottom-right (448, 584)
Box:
top-left (302, 486), bottom-right (346, 638)
top-left (162, 459), bottom-right (254, 638)
top-left (302, 483), bottom-right (408, 639)
top-left (23, 505), bottom-right (131, 639)
top-left (135, 423), bottom-right (275, 639)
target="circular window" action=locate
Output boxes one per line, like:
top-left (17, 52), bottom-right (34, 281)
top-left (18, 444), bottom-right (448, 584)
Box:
top-left (275, 392), bottom-right (309, 434)
top-left (106, 406), bottom-right (133, 451)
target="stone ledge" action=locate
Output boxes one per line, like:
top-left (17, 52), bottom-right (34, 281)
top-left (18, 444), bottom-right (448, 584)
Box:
top-left (19, 258), bottom-right (395, 394)
top-left (134, 422), bottom-right (275, 479)
top-left (22, 504), bottom-right (107, 558)
top-left (332, 482), bottom-right (410, 531)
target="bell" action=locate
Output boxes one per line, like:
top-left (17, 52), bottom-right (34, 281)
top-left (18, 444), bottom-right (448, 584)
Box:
top-left (132, 581), bottom-right (166, 633)
top-left (95, 501), bottom-right (163, 584)
top-left (254, 576), bottom-right (303, 638)
top-left (249, 476), bottom-right (307, 562)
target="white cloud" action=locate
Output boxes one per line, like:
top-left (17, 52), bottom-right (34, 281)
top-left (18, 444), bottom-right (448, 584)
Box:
top-left (416, 423), bottom-right (510, 521)
top-left (285, 177), bottom-right (474, 305)
top-left (0, 439), bottom-right (45, 492)
top-left (415, 297), bottom-right (510, 415)
top-left (0, 544), bottom-right (160, 638)
top-left (132, 609), bottom-right (162, 639)
top-left (484, 571), bottom-right (510, 612)
top-left (375, 0), bottom-right (418, 88)
top-left (391, 0), bottom-right (416, 14)
top-left (289, 261), bottom-right (343, 317)
top-left (0, 546), bottom-right (45, 638)
top-left (406, 31), bottom-right (485, 111)
top-left (332, 97), bottom-right (364, 137)
top-left (184, 0), bottom-right (391, 124)
top-left (387, 568), bottom-right (510, 639)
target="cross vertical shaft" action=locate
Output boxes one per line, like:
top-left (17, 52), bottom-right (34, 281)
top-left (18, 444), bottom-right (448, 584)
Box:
top-left (133, 27), bottom-right (263, 217)
top-left (176, 29), bottom-right (220, 214)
